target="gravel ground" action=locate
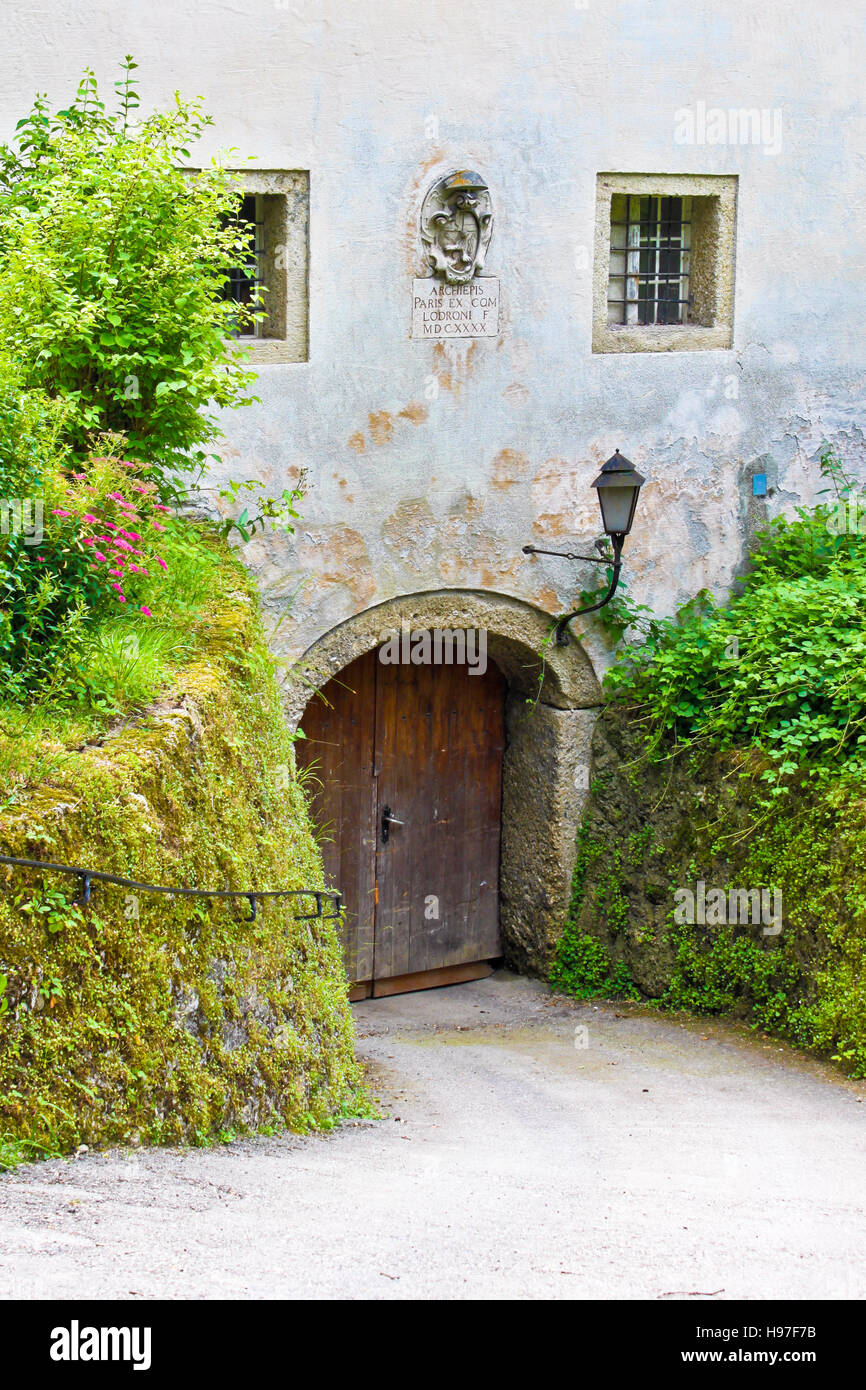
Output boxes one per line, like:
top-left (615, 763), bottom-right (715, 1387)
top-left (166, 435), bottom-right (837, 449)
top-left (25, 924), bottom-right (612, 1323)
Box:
top-left (1, 971), bottom-right (864, 1300)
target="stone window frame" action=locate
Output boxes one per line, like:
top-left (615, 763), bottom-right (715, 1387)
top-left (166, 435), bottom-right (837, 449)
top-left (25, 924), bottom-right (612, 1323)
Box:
top-left (592, 172), bottom-right (737, 354)
top-left (221, 169), bottom-right (310, 364)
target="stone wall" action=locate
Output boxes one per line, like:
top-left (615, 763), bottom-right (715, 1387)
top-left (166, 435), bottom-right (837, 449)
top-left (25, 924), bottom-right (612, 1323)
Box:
top-left (566, 705), bottom-right (833, 998)
top-left (558, 702), bottom-right (866, 1075)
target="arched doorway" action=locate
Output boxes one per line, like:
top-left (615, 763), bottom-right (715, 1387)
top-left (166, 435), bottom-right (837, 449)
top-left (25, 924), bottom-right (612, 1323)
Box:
top-left (287, 591), bottom-right (603, 985)
top-left (297, 647), bottom-right (507, 997)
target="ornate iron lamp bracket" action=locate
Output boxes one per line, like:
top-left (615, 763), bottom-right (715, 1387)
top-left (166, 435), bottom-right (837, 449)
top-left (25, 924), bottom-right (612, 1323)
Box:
top-left (522, 534), bottom-right (625, 645)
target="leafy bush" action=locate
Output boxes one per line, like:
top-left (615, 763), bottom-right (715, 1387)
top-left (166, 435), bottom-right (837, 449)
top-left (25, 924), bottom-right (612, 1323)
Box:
top-left (604, 448), bottom-right (866, 788)
top-left (0, 62), bottom-right (301, 707)
top-left (0, 357), bottom-right (70, 501)
top-left (550, 928), bottom-right (638, 1000)
top-left (0, 406), bottom-right (203, 701)
top-left (0, 58), bottom-right (258, 496)
top-left (555, 448), bottom-right (866, 1073)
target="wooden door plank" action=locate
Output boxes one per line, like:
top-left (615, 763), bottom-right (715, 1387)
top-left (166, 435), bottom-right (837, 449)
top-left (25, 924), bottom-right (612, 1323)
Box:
top-left (373, 654), bottom-right (506, 980)
top-left (297, 652), bottom-right (378, 985)
top-left (372, 651), bottom-right (411, 979)
top-left (371, 960), bottom-right (496, 998)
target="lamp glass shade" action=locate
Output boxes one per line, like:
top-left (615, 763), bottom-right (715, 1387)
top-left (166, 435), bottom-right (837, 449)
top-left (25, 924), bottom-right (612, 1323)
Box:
top-left (591, 451), bottom-right (646, 537)
top-left (597, 483), bottom-right (640, 535)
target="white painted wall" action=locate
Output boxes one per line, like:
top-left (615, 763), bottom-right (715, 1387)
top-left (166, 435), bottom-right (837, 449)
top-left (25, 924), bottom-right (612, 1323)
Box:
top-left (2, 0), bottom-right (863, 675)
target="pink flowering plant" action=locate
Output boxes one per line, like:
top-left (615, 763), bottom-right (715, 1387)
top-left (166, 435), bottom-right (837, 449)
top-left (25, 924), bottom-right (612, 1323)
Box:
top-left (48, 453), bottom-right (172, 617)
top-left (0, 380), bottom-right (181, 700)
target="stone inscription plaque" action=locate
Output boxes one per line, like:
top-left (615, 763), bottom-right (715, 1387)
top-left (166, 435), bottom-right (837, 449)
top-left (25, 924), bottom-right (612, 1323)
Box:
top-left (412, 277), bottom-right (500, 338)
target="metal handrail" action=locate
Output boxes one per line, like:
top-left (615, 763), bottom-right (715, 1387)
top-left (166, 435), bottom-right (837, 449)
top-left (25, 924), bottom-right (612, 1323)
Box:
top-left (0, 853), bottom-right (341, 923)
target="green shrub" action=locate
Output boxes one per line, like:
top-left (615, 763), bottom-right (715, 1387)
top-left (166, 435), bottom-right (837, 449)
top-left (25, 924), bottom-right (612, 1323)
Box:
top-left (604, 448), bottom-right (866, 790)
top-left (555, 448), bottom-right (866, 1071)
top-left (0, 61), bottom-right (302, 707)
top-left (0, 419), bottom-right (213, 701)
top-left (0, 58), bottom-right (258, 495)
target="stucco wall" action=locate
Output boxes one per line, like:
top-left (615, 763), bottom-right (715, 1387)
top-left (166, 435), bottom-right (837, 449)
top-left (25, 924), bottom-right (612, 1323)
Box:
top-left (1, 0), bottom-right (863, 676)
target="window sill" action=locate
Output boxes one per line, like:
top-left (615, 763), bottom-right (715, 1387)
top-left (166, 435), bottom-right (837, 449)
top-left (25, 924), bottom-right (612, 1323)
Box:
top-left (592, 322), bottom-right (733, 354)
top-left (229, 337), bottom-right (308, 365)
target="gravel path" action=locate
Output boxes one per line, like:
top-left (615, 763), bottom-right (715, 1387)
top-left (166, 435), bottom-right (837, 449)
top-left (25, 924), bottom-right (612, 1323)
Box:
top-left (1, 971), bottom-right (864, 1300)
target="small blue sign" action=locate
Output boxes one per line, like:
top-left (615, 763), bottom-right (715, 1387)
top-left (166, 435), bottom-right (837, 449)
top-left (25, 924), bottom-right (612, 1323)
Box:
top-left (752, 473), bottom-right (768, 497)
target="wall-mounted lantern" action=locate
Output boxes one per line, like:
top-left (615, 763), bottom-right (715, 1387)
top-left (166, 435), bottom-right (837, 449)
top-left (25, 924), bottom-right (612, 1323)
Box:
top-left (523, 449), bottom-right (646, 645)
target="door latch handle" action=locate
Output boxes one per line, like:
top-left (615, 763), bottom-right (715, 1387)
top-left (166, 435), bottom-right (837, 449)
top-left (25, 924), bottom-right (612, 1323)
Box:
top-left (381, 805), bottom-right (404, 843)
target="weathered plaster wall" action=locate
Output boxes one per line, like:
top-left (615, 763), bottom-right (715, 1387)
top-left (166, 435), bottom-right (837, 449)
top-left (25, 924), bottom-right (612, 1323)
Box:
top-left (1, 0), bottom-right (864, 678)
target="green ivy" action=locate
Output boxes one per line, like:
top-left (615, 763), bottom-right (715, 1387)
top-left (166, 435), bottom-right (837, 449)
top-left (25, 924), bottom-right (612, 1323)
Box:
top-left (553, 448), bottom-right (866, 1075)
top-left (661, 923), bottom-right (801, 1030)
top-left (551, 824), bottom-right (639, 1000)
top-left (551, 928), bottom-right (639, 1000)
top-left (603, 448), bottom-right (866, 791)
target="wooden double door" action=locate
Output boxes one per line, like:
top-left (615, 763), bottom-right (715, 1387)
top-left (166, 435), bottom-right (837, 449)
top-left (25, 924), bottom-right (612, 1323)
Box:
top-left (297, 649), bottom-right (506, 996)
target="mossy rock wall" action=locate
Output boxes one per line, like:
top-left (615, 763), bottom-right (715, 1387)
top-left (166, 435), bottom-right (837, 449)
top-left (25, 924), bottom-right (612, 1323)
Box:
top-left (555, 705), bottom-right (866, 1074)
top-left (0, 573), bottom-right (360, 1156)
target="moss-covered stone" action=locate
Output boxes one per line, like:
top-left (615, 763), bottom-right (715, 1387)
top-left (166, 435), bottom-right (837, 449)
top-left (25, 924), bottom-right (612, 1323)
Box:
top-left (553, 704), bottom-right (866, 1076)
top-left (0, 548), bottom-right (361, 1160)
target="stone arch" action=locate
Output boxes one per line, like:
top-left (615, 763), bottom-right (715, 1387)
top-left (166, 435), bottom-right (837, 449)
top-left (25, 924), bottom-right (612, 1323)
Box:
top-left (286, 590), bottom-right (604, 976)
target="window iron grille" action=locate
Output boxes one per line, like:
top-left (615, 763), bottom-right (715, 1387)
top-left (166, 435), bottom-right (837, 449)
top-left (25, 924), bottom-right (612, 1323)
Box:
top-left (222, 193), bottom-right (265, 337)
top-left (607, 194), bottom-right (691, 326)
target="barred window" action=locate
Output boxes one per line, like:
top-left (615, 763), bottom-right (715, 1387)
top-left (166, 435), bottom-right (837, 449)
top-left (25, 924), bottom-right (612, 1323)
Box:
top-left (223, 193), bottom-right (265, 336)
top-left (214, 170), bottom-right (309, 364)
top-left (593, 174), bottom-right (736, 354)
top-left (607, 194), bottom-right (691, 327)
